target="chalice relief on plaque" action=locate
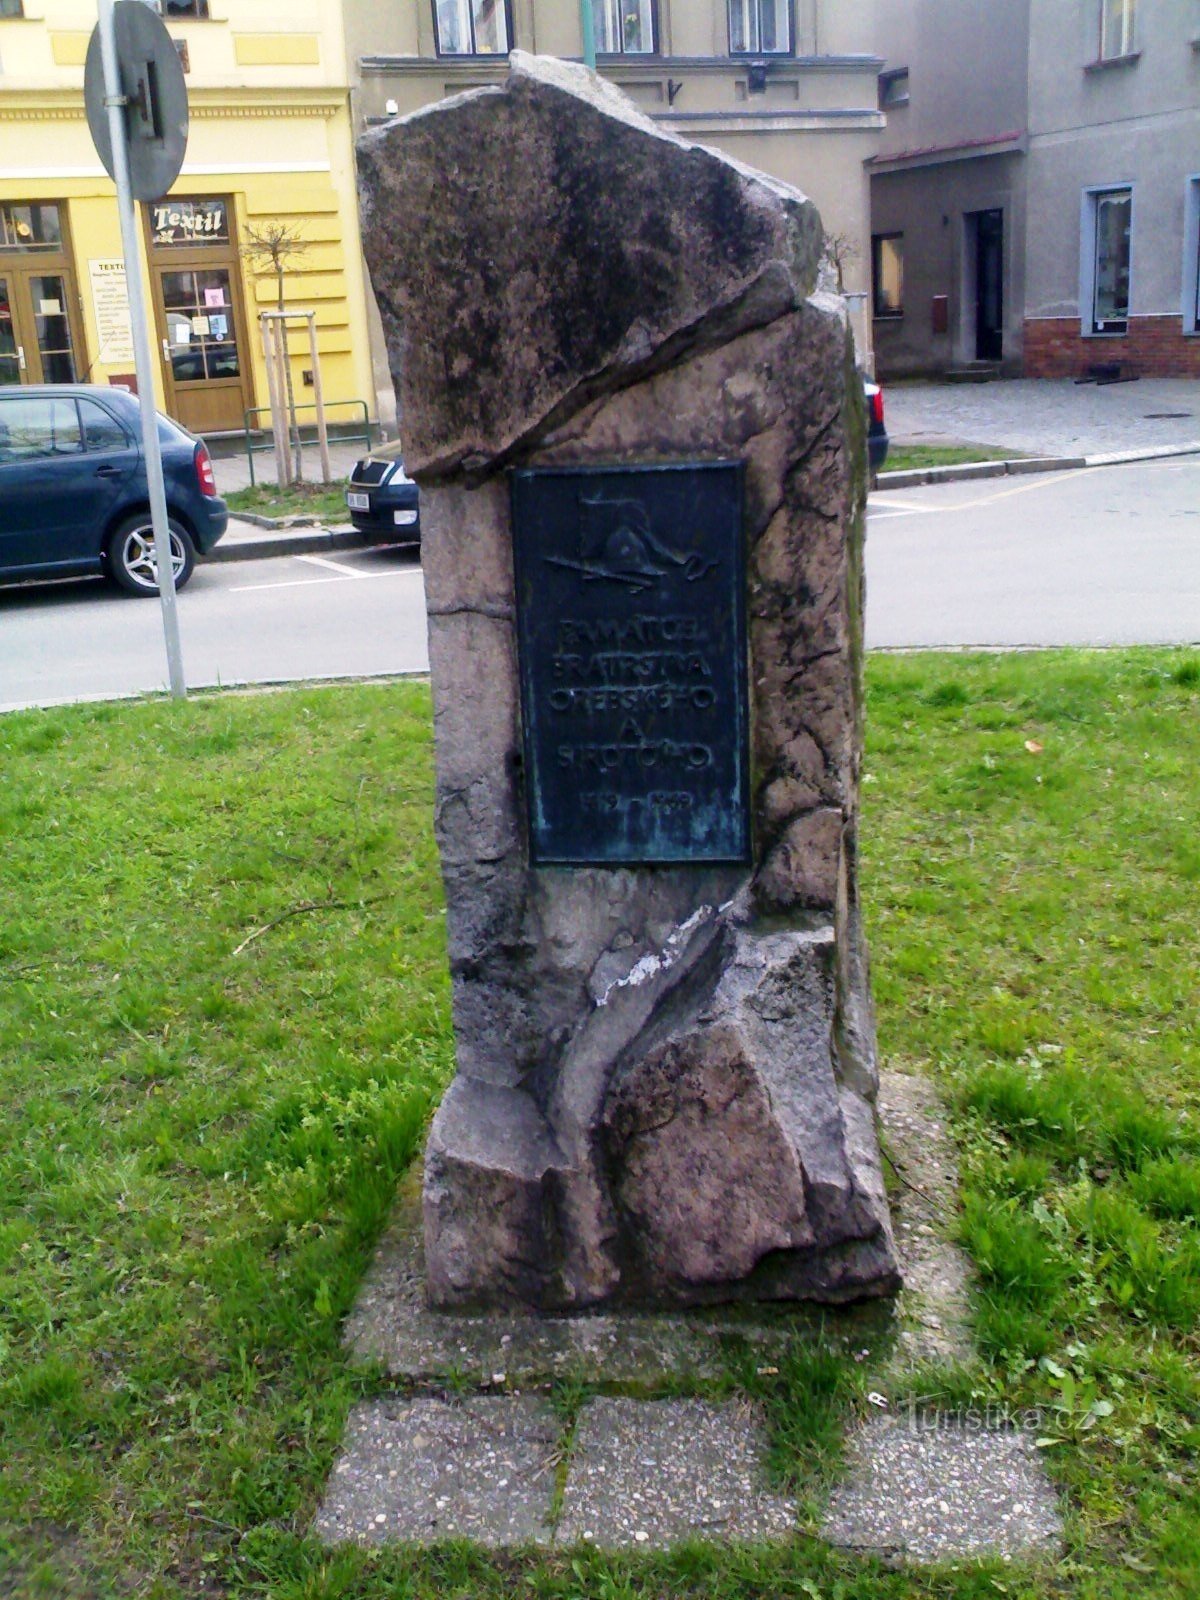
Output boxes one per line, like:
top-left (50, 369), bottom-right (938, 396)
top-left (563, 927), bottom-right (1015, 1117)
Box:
top-left (543, 490), bottom-right (718, 593)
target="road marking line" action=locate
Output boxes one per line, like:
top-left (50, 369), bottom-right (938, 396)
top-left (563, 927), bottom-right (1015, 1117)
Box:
top-left (229, 568), bottom-right (422, 593)
top-left (296, 554), bottom-right (370, 578)
top-left (873, 471), bottom-right (1078, 515)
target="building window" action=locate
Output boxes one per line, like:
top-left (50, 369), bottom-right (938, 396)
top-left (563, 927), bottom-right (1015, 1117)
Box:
top-left (1100, 0), bottom-right (1135, 59)
top-left (1184, 177), bottom-right (1200, 335)
top-left (596, 0), bottom-right (655, 55)
top-left (0, 0), bottom-right (26, 18)
top-left (0, 203), bottom-right (63, 253)
top-left (434, 0), bottom-right (510, 56)
top-left (163, 1), bottom-right (211, 16)
top-left (872, 234), bottom-right (904, 318)
top-left (1091, 188), bottom-right (1131, 332)
top-left (729, 0), bottom-right (791, 55)
top-left (879, 68), bottom-right (910, 109)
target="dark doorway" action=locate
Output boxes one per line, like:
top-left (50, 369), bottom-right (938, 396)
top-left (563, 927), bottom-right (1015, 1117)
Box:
top-left (973, 208), bottom-right (1003, 362)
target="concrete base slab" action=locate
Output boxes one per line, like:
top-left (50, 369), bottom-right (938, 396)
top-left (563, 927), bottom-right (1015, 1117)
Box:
top-left (877, 1072), bottom-right (975, 1371)
top-left (822, 1415), bottom-right (1063, 1561)
top-left (344, 1168), bottom-right (889, 1386)
top-left (312, 1395), bottom-right (558, 1548)
top-left (558, 1398), bottom-right (795, 1549)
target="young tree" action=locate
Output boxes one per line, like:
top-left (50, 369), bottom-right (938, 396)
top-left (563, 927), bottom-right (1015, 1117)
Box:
top-left (241, 221), bottom-right (310, 483)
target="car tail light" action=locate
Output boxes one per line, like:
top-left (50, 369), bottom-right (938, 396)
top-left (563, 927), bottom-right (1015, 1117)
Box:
top-left (195, 442), bottom-right (218, 498)
top-left (870, 386), bottom-right (885, 427)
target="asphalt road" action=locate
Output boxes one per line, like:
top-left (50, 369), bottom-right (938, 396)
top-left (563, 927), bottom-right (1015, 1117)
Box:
top-left (2, 457), bottom-right (1197, 714)
top-left (866, 455), bottom-right (1200, 649)
top-left (0, 544), bottom-right (429, 715)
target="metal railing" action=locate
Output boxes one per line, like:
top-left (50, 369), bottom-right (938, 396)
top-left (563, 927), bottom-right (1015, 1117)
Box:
top-left (242, 399), bottom-right (375, 487)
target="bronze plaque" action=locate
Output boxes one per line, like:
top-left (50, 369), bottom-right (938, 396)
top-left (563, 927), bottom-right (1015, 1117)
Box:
top-left (511, 462), bottom-right (749, 865)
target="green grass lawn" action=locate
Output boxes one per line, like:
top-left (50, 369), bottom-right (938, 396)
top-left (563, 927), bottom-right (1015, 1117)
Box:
top-left (882, 444), bottom-right (1020, 473)
top-left (223, 482), bottom-right (350, 523)
top-left (1, 653), bottom-right (1198, 1598)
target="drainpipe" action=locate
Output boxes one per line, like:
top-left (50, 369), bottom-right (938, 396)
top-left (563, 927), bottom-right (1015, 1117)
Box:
top-left (580, 0), bottom-right (596, 68)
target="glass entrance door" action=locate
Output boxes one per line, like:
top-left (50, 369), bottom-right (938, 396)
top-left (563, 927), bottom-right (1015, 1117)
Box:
top-left (148, 197), bottom-right (250, 434)
top-left (0, 276), bottom-right (22, 386)
top-left (0, 203), bottom-right (85, 386)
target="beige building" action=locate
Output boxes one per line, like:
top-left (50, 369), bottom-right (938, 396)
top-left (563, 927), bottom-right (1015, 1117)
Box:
top-left (341, 1), bottom-right (885, 411)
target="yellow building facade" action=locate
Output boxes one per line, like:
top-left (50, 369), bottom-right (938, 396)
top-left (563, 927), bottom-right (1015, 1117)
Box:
top-left (0, 0), bottom-right (375, 437)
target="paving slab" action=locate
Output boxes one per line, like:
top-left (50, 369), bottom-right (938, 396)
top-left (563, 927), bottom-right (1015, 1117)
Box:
top-left (886, 376), bottom-right (1200, 459)
top-left (822, 1415), bottom-right (1063, 1561)
top-left (312, 1394), bottom-right (559, 1548)
top-left (557, 1398), bottom-right (795, 1549)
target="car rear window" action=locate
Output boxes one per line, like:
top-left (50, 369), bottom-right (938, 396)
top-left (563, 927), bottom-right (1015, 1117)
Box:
top-left (79, 398), bottom-right (132, 453)
top-left (0, 396), bottom-right (82, 463)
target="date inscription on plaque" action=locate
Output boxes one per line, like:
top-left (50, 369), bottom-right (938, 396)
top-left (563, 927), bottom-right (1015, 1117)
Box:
top-left (511, 463), bottom-right (749, 865)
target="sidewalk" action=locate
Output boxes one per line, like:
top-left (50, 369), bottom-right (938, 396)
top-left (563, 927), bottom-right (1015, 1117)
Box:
top-left (209, 438), bottom-right (367, 497)
top-left (885, 375), bottom-right (1200, 459)
top-left (211, 516), bottom-right (364, 561)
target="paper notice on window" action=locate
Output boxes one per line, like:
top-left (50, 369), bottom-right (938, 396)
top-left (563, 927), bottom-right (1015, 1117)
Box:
top-left (39, 299), bottom-right (63, 317)
top-left (174, 322), bottom-right (192, 345)
top-left (208, 313), bottom-right (228, 340)
top-left (192, 316), bottom-right (211, 337)
top-left (204, 287), bottom-right (225, 309)
top-left (88, 259), bottom-right (136, 367)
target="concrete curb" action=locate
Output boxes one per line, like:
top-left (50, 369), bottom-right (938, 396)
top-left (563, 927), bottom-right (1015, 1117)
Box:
top-left (210, 526), bottom-right (364, 563)
top-left (877, 442), bottom-right (1200, 490)
top-left (878, 456), bottom-right (1084, 489)
top-left (230, 510), bottom-right (327, 530)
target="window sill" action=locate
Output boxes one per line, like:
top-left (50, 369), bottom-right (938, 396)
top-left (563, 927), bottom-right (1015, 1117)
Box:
top-left (1084, 51), bottom-right (1141, 73)
top-left (873, 313), bottom-right (904, 322)
top-left (1084, 328), bottom-right (1129, 337)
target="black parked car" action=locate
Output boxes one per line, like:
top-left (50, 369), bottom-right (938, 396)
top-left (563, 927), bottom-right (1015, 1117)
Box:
top-left (0, 385), bottom-right (227, 594)
top-left (863, 376), bottom-right (889, 473)
top-left (345, 439), bottom-right (420, 544)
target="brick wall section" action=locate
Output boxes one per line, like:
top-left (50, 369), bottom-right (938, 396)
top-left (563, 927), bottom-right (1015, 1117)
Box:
top-left (1024, 317), bottom-right (1200, 378)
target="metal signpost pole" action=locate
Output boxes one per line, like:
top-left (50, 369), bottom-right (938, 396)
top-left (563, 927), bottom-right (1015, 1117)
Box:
top-left (96, 0), bottom-right (186, 699)
top-left (579, 0), bottom-right (596, 69)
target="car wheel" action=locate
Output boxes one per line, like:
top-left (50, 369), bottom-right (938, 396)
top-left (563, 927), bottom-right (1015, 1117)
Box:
top-left (107, 513), bottom-right (196, 596)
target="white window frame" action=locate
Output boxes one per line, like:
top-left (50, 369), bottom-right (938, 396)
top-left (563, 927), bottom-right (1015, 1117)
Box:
top-left (1184, 176), bottom-right (1200, 336)
top-left (433, 0), bottom-right (512, 57)
top-left (1099, 0), bottom-right (1136, 60)
top-left (1079, 184), bottom-right (1133, 336)
top-left (728, 0), bottom-right (793, 56)
top-left (595, 0), bottom-right (656, 55)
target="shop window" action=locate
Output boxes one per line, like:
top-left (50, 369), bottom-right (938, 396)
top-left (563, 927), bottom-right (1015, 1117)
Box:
top-left (1088, 187), bottom-right (1131, 333)
top-left (149, 197), bottom-right (230, 248)
top-left (729, 0), bottom-right (791, 55)
top-left (872, 234), bottom-right (904, 319)
top-left (1100, 0), bottom-right (1135, 59)
top-left (434, 0), bottom-right (511, 56)
top-left (596, 0), bottom-right (655, 55)
top-left (0, 203), bottom-right (63, 254)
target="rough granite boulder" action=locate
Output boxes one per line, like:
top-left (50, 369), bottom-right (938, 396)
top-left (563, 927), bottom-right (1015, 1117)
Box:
top-left (359, 52), bottom-right (900, 1311)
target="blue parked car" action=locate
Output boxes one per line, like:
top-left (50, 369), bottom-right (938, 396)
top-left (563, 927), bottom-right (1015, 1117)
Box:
top-left (0, 384), bottom-right (227, 594)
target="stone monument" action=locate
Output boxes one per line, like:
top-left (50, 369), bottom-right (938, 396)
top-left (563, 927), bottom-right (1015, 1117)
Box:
top-left (358, 54), bottom-right (900, 1312)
